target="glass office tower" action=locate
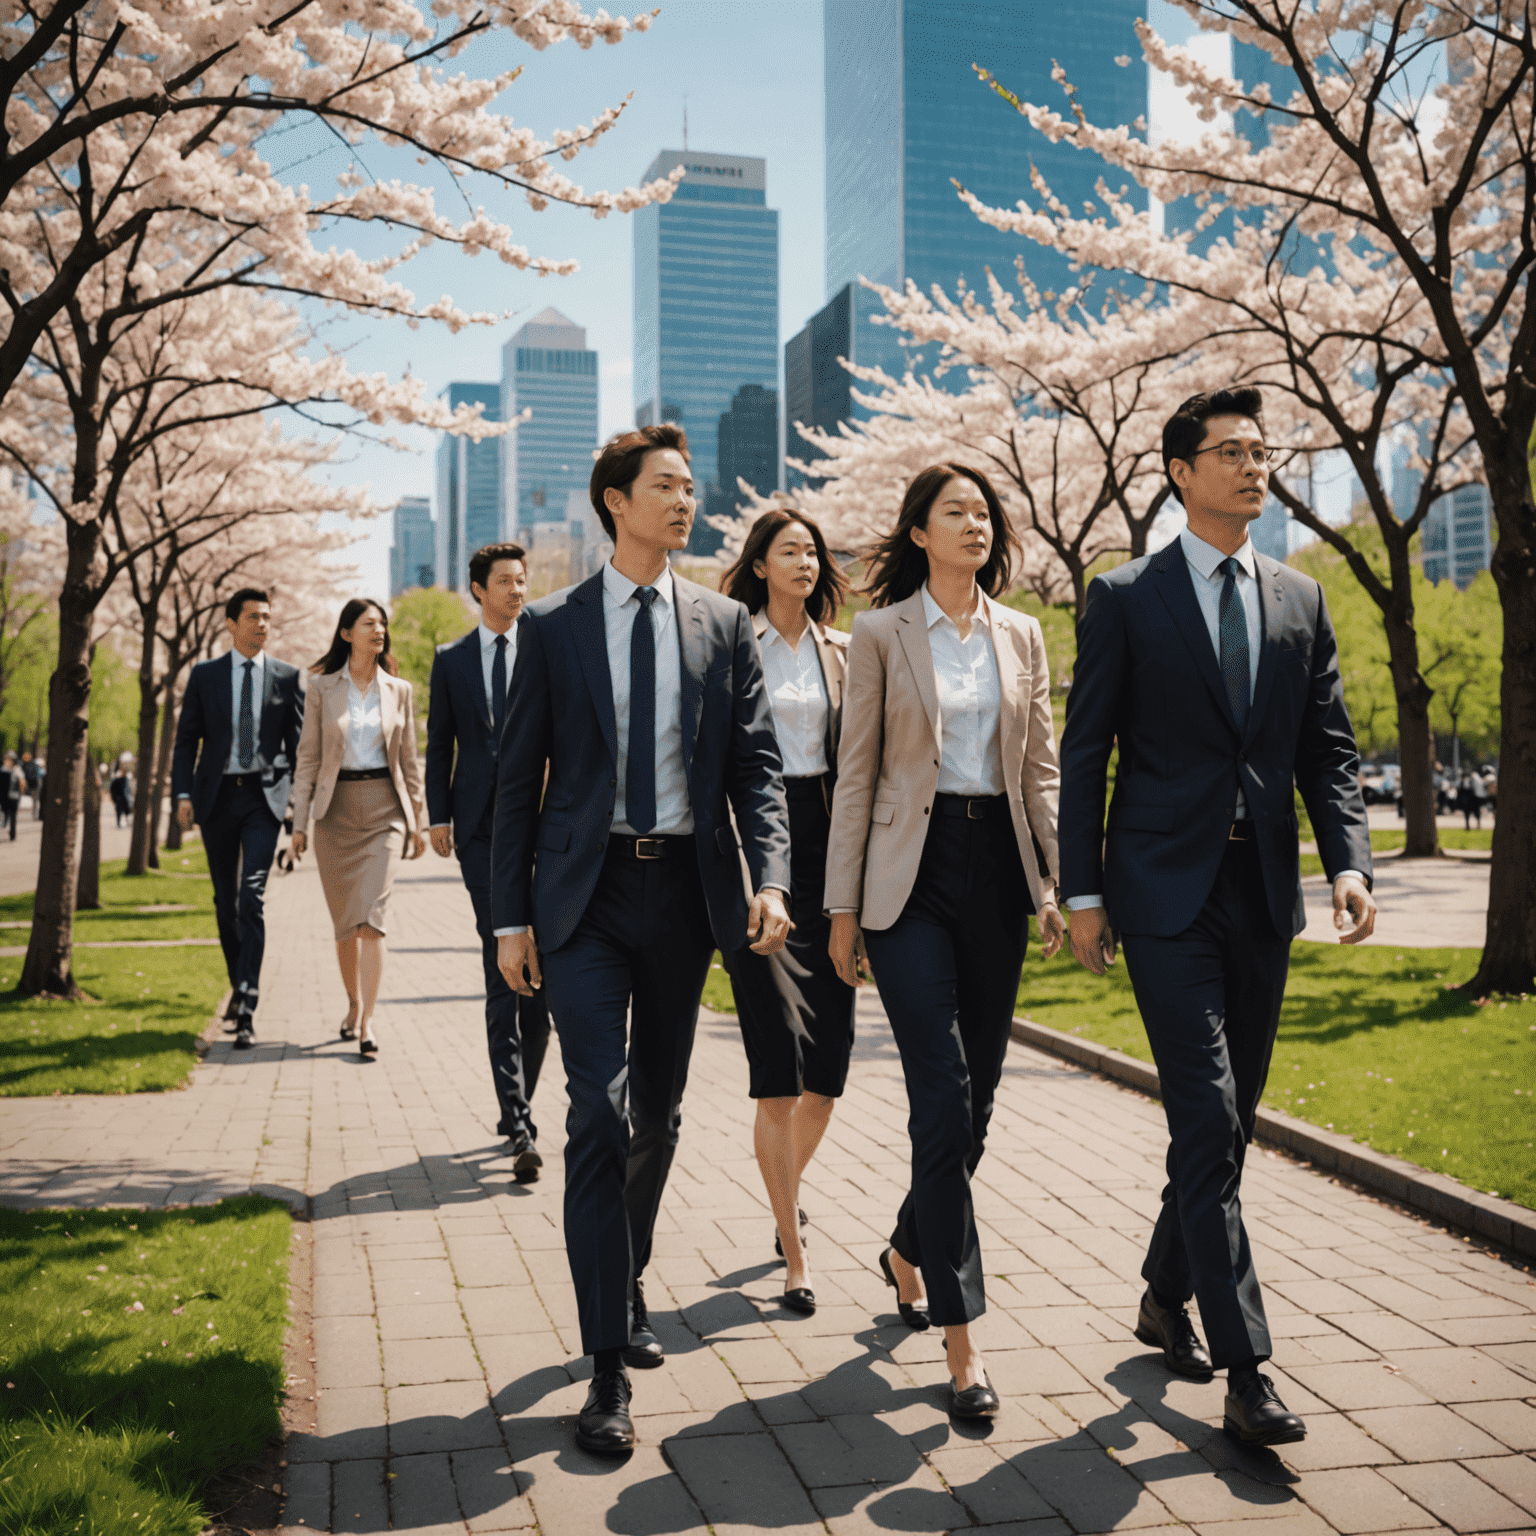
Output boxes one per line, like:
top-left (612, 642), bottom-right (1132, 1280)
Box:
top-left (435, 382), bottom-right (500, 592)
top-left (634, 149), bottom-right (779, 556)
top-left (501, 307), bottom-right (599, 538)
top-left (389, 496), bottom-right (435, 595)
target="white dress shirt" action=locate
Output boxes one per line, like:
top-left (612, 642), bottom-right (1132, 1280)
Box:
top-left (478, 620), bottom-right (517, 714)
top-left (922, 584), bottom-right (1005, 797)
top-left (605, 561), bottom-right (693, 836)
top-left (224, 648), bottom-right (266, 774)
top-left (761, 621), bottom-right (829, 777)
top-left (341, 676), bottom-right (388, 771)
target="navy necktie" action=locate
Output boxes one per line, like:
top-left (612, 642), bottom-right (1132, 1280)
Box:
top-left (491, 633), bottom-right (508, 746)
top-left (1218, 557), bottom-right (1251, 734)
top-left (626, 587), bottom-right (658, 833)
top-left (238, 660), bottom-right (255, 769)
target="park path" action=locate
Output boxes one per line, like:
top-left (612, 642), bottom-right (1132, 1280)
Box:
top-left (2, 850), bottom-right (1535, 1534)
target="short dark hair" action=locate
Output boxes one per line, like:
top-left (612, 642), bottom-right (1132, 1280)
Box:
top-left (467, 542), bottom-right (527, 600)
top-left (1163, 388), bottom-right (1264, 507)
top-left (589, 424), bottom-right (690, 539)
top-left (311, 598), bottom-right (398, 677)
top-left (225, 587), bottom-right (269, 623)
top-left (720, 509), bottom-right (848, 626)
top-left (862, 465), bottom-right (1018, 609)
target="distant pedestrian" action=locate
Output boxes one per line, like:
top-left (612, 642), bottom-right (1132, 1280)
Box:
top-left (0, 753), bottom-right (19, 840)
top-left (109, 761), bottom-right (134, 828)
top-left (31, 759), bottom-right (44, 819)
top-left (1456, 775), bottom-right (1481, 830)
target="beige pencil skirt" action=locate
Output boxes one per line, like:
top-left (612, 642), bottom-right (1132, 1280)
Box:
top-left (313, 777), bottom-right (406, 940)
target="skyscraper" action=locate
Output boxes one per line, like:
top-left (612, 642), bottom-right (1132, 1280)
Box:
top-left (1421, 484), bottom-right (1493, 589)
top-left (633, 149), bottom-right (780, 556)
top-left (501, 308), bottom-right (598, 539)
top-left (389, 496), bottom-right (435, 595)
top-left (435, 382), bottom-right (500, 593)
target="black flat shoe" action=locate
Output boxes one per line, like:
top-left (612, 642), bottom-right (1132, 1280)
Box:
top-left (947, 1373), bottom-right (999, 1419)
top-left (359, 1036), bottom-right (378, 1058)
top-left (781, 1287), bottom-right (816, 1315)
top-left (878, 1246), bottom-right (930, 1331)
top-left (774, 1206), bottom-right (809, 1259)
top-left (575, 1369), bottom-right (634, 1456)
top-left (339, 1007), bottom-right (358, 1041)
top-left (622, 1278), bottom-right (664, 1369)
top-left (233, 1023), bottom-right (255, 1051)
top-left (1134, 1288), bottom-right (1214, 1381)
top-left (512, 1143), bottom-right (542, 1184)
top-left (1223, 1371), bottom-right (1306, 1447)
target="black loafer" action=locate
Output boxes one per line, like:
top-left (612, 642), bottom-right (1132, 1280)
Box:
top-left (782, 1287), bottom-right (816, 1315)
top-left (507, 1133), bottom-right (542, 1183)
top-left (233, 1023), bottom-right (255, 1051)
top-left (947, 1373), bottom-right (999, 1420)
top-left (878, 1246), bottom-right (930, 1331)
top-left (1224, 1371), bottom-right (1306, 1447)
top-left (1134, 1288), bottom-right (1214, 1381)
top-left (575, 1369), bottom-right (634, 1455)
top-left (774, 1206), bottom-right (809, 1259)
top-left (622, 1279), bottom-right (664, 1369)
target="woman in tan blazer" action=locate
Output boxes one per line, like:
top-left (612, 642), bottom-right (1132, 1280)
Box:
top-left (289, 599), bottom-right (427, 1057)
top-left (719, 509), bottom-right (855, 1318)
top-left (825, 464), bottom-right (1066, 1419)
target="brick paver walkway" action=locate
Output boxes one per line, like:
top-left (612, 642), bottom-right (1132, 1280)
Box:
top-left (3, 854), bottom-right (1534, 1534)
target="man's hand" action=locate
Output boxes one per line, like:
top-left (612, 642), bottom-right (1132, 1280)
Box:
top-left (747, 888), bottom-right (791, 955)
top-left (176, 801), bottom-right (194, 832)
top-left (1038, 902), bottom-right (1066, 959)
top-left (828, 911), bottom-right (866, 988)
top-left (497, 933), bottom-right (542, 996)
top-left (1333, 875), bottom-right (1377, 944)
top-left (1068, 905), bottom-right (1117, 976)
top-left (429, 826), bottom-right (453, 858)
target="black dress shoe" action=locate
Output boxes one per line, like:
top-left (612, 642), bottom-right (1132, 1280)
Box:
top-left (1224, 1371), bottom-right (1306, 1447)
top-left (506, 1133), bottom-right (542, 1184)
top-left (781, 1287), bottom-right (816, 1315)
top-left (233, 1022), bottom-right (255, 1051)
top-left (947, 1373), bottom-right (1000, 1420)
top-left (774, 1206), bottom-right (809, 1259)
top-left (622, 1279), bottom-right (664, 1369)
top-left (1134, 1288), bottom-right (1214, 1381)
top-left (878, 1246), bottom-right (930, 1331)
top-left (575, 1369), bottom-right (634, 1456)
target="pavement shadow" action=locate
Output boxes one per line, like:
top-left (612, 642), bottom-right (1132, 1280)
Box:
top-left (309, 1144), bottom-right (541, 1217)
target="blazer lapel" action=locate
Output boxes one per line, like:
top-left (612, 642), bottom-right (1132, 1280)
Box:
top-left (1151, 543), bottom-right (1242, 737)
top-left (214, 651), bottom-right (235, 737)
top-left (569, 574), bottom-right (618, 765)
top-left (983, 596), bottom-right (1021, 754)
top-left (676, 580), bottom-right (707, 773)
top-left (459, 629), bottom-right (491, 732)
top-left (812, 623), bottom-right (844, 774)
top-left (891, 591), bottom-right (941, 751)
top-left (1245, 555), bottom-right (1287, 745)
top-left (378, 672), bottom-right (397, 743)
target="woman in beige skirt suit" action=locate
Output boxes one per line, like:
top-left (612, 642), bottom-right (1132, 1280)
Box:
top-left (289, 599), bottom-right (426, 1057)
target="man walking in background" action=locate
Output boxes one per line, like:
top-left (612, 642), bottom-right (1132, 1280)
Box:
top-left (1058, 388), bottom-right (1377, 1449)
top-left (426, 541), bottom-right (550, 1180)
top-left (173, 589), bottom-right (304, 1048)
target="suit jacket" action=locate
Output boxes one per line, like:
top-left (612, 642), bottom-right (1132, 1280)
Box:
top-left (287, 668), bottom-right (428, 837)
top-left (824, 590), bottom-right (1061, 930)
top-left (1057, 542), bottom-right (1372, 939)
top-left (491, 570), bottom-right (793, 954)
top-left (751, 610), bottom-right (850, 779)
top-left (425, 628), bottom-right (501, 841)
top-left (171, 651), bottom-right (304, 826)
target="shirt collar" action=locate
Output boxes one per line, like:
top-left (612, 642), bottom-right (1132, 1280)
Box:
top-left (603, 559), bottom-right (674, 612)
top-left (1180, 525), bottom-right (1256, 581)
top-left (478, 621), bottom-right (512, 651)
top-left (762, 619), bottom-right (814, 652)
top-left (920, 582), bottom-right (992, 633)
top-left (232, 648), bottom-right (264, 674)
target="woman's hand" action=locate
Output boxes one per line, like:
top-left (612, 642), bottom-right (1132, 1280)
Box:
top-left (1038, 901), bottom-right (1066, 959)
top-left (290, 830), bottom-right (307, 859)
top-left (828, 911), bottom-right (866, 988)
top-left (405, 830), bottom-right (426, 860)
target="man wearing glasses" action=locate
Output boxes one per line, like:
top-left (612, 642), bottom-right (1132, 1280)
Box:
top-left (1058, 388), bottom-right (1376, 1448)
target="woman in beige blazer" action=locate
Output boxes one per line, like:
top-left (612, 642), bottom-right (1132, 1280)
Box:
top-left (720, 508), bottom-right (855, 1318)
top-left (825, 464), bottom-right (1066, 1420)
top-left (289, 599), bottom-right (426, 1057)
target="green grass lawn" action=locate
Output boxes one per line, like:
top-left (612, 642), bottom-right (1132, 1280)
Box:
top-left (0, 1198), bottom-right (290, 1536)
top-left (1299, 825), bottom-right (1493, 877)
top-left (0, 847), bottom-right (218, 945)
top-left (1017, 939), bottom-right (1536, 1210)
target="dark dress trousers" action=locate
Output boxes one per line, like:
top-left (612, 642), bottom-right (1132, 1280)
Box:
top-left (426, 629), bottom-right (550, 1141)
top-left (172, 652), bottom-right (304, 1012)
top-left (1058, 541), bottom-right (1371, 1368)
top-left (492, 571), bottom-right (791, 1356)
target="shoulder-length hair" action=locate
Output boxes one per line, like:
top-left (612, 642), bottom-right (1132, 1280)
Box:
top-left (720, 508), bottom-right (847, 626)
top-left (862, 464), bottom-right (1018, 609)
top-left (311, 598), bottom-right (399, 677)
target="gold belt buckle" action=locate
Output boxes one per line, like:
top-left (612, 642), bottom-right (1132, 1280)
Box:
top-left (634, 837), bottom-right (664, 860)
top-left (967, 798), bottom-right (987, 820)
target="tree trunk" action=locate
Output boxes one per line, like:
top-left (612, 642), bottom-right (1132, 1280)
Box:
top-left (126, 625), bottom-right (161, 875)
top-left (79, 744), bottom-right (101, 910)
top-left (20, 522), bottom-right (101, 999)
top-left (1381, 609), bottom-right (1440, 860)
top-left (153, 681), bottom-right (179, 855)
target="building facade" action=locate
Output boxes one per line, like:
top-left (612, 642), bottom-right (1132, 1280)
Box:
top-left (435, 382), bottom-right (501, 593)
top-left (1421, 483), bottom-right (1493, 589)
top-left (633, 149), bottom-right (780, 556)
top-left (500, 308), bottom-right (598, 540)
top-left (389, 496), bottom-right (435, 595)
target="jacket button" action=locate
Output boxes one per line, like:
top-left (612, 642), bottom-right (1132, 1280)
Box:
top-left (609, 778), bottom-right (617, 787)
top-left (1239, 753), bottom-right (1247, 763)
top-left (923, 806), bottom-right (930, 815)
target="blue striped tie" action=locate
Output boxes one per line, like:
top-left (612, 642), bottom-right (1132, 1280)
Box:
top-left (1218, 557), bottom-right (1250, 734)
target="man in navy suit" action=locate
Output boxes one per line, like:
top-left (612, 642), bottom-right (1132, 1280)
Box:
top-left (1059, 388), bottom-right (1377, 1448)
top-left (426, 541), bottom-right (550, 1180)
top-left (492, 424), bottom-right (792, 1456)
top-left (172, 589), bottom-right (305, 1048)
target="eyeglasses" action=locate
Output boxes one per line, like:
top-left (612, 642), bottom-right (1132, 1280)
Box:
top-left (1191, 442), bottom-right (1277, 469)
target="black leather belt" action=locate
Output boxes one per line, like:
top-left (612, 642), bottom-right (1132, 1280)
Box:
top-left (337, 767), bottom-right (391, 782)
top-left (223, 773), bottom-right (260, 789)
top-left (1228, 819), bottom-right (1256, 841)
top-left (936, 792), bottom-right (1007, 820)
top-left (609, 833), bottom-right (693, 861)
